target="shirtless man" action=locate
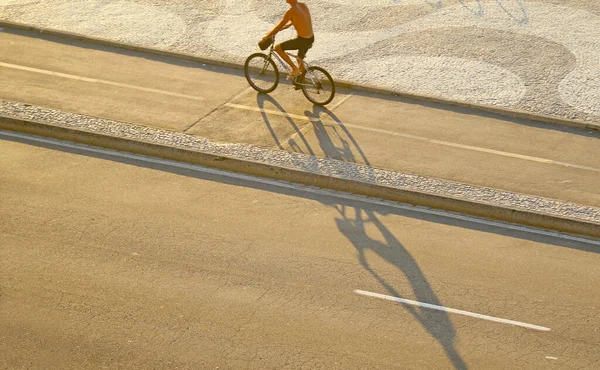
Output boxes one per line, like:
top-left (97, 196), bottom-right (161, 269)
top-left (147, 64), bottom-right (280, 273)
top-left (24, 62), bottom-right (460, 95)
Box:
top-left (262, 0), bottom-right (314, 78)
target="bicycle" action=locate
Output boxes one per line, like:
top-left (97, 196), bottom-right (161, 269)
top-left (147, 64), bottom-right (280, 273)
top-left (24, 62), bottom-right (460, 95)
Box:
top-left (244, 35), bottom-right (336, 106)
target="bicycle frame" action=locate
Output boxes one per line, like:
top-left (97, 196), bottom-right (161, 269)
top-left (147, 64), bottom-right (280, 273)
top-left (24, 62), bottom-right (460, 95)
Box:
top-left (262, 36), bottom-right (317, 87)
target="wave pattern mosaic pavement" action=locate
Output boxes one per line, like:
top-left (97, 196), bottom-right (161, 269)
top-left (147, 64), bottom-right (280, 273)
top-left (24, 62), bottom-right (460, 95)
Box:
top-left (1, 0), bottom-right (599, 124)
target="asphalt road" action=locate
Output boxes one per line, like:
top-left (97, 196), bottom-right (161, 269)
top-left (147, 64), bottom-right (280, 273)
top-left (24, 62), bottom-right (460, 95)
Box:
top-left (1, 132), bottom-right (599, 369)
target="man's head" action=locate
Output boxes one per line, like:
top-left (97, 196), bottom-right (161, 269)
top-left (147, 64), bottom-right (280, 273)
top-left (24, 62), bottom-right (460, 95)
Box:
top-left (286, 0), bottom-right (297, 6)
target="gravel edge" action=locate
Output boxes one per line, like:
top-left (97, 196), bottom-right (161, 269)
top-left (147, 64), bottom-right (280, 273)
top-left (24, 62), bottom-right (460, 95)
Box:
top-left (1, 99), bottom-right (599, 239)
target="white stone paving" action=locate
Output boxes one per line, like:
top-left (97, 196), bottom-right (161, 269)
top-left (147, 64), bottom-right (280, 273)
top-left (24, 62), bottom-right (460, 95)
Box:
top-left (1, 0), bottom-right (599, 123)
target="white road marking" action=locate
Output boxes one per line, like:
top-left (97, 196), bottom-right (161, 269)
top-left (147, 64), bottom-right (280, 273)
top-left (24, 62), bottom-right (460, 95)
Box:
top-left (354, 290), bottom-right (551, 332)
top-left (224, 103), bottom-right (600, 173)
top-left (1, 129), bottom-right (599, 246)
top-left (0, 61), bottom-right (205, 101)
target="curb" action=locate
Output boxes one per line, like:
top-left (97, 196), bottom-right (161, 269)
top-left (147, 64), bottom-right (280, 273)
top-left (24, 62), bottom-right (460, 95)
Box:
top-left (1, 19), bottom-right (599, 133)
top-left (1, 113), bottom-right (599, 240)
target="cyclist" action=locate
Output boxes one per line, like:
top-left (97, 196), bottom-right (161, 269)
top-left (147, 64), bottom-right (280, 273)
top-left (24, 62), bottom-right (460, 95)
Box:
top-left (262, 0), bottom-right (314, 80)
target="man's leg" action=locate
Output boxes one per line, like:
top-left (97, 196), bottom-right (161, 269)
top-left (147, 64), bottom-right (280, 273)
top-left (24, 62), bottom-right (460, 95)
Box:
top-left (297, 38), bottom-right (313, 73)
top-left (295, 55), bottom-right (305, 73)
top-left (275, 44), bottom-right (300, 75)
top-left (276, 39), bottom-right (303, 77)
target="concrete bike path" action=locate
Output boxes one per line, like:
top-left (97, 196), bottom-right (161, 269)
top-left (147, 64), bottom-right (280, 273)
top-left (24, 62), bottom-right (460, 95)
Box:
top-left (1, 27), bottom-right (599, 237)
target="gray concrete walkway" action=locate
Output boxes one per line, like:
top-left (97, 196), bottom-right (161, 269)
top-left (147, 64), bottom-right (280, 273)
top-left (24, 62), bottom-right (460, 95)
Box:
top-left (1, 27), bottom-right (599, 236)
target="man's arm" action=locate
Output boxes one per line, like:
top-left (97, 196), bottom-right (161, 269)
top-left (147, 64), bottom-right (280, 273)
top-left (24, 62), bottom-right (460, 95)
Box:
top-left (264, 11), bottom-right (292, 39)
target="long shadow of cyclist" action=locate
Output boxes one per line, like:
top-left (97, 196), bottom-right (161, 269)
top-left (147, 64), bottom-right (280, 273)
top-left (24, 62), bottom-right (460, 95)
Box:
top-left (333, 204), bottom-right (467, 370)
top-left (311, 105), bottom-right (467, 369)
top-left (257, 94), bottom-right (468, 369)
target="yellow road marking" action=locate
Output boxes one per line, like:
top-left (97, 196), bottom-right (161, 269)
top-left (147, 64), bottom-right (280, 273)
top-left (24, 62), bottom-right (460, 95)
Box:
top-left (225, 102), bottom-right (600, 173)
top-left (226, 103), bottom-right (319, 122)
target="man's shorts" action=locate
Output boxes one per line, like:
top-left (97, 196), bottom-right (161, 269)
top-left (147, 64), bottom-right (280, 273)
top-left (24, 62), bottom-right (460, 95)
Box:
top-left (279, 36), bottom-right (315, 59)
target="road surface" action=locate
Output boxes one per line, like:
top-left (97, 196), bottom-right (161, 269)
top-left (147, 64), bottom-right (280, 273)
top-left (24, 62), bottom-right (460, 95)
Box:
top-left (1, 132), bottom-right (599, 369)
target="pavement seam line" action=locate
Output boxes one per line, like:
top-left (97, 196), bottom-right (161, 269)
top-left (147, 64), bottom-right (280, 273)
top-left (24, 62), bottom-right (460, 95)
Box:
top-left (279, 122), bottom-right (317, 152)
top-left (1, 20), bottom-right (598, 133)
top-left (182, 86), bottom-right (253, 133)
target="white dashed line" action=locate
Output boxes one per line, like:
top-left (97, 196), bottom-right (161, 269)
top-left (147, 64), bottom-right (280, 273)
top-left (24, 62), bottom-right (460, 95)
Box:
top-left (354, 289), bottom-right (551, 332)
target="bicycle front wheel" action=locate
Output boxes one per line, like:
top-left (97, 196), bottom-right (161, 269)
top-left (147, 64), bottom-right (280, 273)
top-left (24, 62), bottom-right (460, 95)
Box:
top-left (301, 66), bottom-right (335, 106)
top-left (244, 53), bottom-right (279, 94)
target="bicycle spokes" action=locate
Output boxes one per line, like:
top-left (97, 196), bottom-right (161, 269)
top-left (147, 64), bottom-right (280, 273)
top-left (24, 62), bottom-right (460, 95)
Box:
top-left (244, 53), bottom-right (279, 94)
top-left (301, 66), bottom-right (335, 105)
top-left (260, 60), bottom-right (270, 75)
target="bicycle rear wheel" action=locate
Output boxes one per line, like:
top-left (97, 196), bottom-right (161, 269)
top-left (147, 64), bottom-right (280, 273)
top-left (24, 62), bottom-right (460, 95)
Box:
top-left (301, 66), bottom-right (335, 106)
top-left (244, 53), bottom-right (279, 93)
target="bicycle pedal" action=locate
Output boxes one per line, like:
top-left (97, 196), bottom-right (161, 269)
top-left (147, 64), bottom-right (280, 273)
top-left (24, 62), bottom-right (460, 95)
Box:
top-left (293, 85), bottom-right (302, 90)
